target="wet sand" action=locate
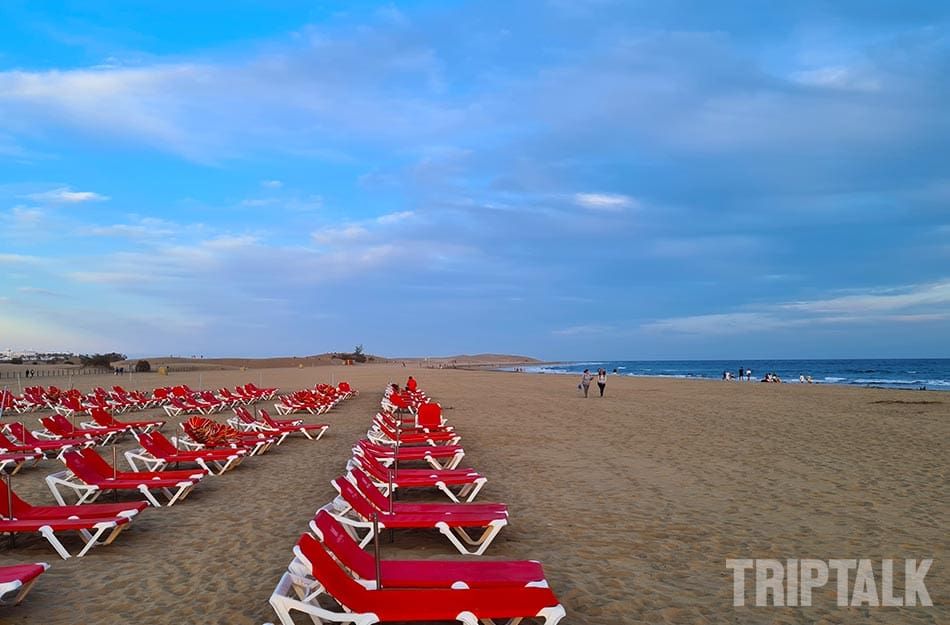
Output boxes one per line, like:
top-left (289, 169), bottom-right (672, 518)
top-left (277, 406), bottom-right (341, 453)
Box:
top-left (0, 364), bottom-right (946, 624)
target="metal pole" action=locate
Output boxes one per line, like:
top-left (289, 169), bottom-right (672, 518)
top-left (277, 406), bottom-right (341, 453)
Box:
top-left (372, 513), bottom-right (382, 590)
top-left (393, 426), bottom-right (400, 480)
top-left (112, 444), bottom-right (118, 502)
top-left (6, 473), bottom-right (14, 548)
top-left (388, 470), bottom-right (394, 514)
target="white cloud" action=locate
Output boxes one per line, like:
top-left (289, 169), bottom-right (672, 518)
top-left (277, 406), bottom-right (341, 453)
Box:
top-left (376, 210), bottom-right (414, 224)
top-left (643, 280), bottom-right (950, 336)
top-left (261, 180), bottom-right (283, 188)
top-left (69, 271), bottom-right (144, 284)
top-left (85, 217), bottom-right (178, 239)
top-left (642, 312), bottom-right (788, 335)
top-left (26, 187), bottom-right (109, 203)
top-left (9, 206), bottom-right (45, 226)
top-left (311, 225), bottom-right (370, 246)
top-left (574, 192), bottom-right (637, 212)
top-left (204, 235), bottom-right (259, 250)
top-left (553, 324), bottom-right (614, 336)
top-left (16, 286), bottom-right (60, 296)
top-left (0, 253), bottom-right (42, 264)
top-left (781, 281), bottom-right (950, 314)
top-left (790, 65), bottom-right (882, 92)
top-left (649, 235), bottom-right (761, 259)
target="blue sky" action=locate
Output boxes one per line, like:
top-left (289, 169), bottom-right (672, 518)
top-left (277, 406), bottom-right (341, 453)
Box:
top-left (1, 1), bottom-right (948, 360)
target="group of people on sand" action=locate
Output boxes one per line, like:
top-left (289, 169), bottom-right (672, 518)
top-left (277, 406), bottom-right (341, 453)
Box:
top-left (579, 368), bottom-right (608, 398)
top-left (724, 367), bottom-right (754, 381)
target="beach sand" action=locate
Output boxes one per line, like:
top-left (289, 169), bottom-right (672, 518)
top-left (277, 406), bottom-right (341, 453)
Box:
top-left (0, 364), bottom-right (945, 624)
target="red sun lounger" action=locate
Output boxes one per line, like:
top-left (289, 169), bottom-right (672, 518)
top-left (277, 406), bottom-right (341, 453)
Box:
top-left (37, 414), bottom-right (121, 446)
top-left (309, 510), bottom-right (545, 589)
top-left (125, 431), bottom-right (246, 475)
top-left (0, 479), bottom-right (146, 559)
top-left (350, 453), bottom-right (488, 503)
top-left (0, 451), bottom-right (44, 475)
top-left (268, 530), bottom-right (565, 625)
top-left (46, 449), bottom-right (202, 507)
top-left (347, 468), bottom-right (507, 516)
top-left (354, 438), bottom-right (466, 470)
top-left (83, 407), bottom-right (165, 434)
top-left (0, 563), bottom-right (49, 606)
top-left (322, 476), bottom-right (507, 556)
top-left (368, 415), bottom-right (462, 447)
top-left (6, 422), bottom-right (94, 457)
top-left (259, 409), bottom-right (329, 441)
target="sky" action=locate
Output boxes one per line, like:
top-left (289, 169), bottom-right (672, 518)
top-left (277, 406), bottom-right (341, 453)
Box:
top-left (1, 1), bottom-right (948, 361)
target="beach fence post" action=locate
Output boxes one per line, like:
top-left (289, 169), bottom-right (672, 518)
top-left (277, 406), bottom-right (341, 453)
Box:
top-left (372, 513), bottom-right (382, 589)
top-left (0, 385), bottom-right (6, 423)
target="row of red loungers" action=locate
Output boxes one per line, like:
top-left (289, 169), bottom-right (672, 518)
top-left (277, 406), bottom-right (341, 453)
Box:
top-left (0, 380), bottom-right (349, 612)
top-left (266, 382), bottom-right (566, 625)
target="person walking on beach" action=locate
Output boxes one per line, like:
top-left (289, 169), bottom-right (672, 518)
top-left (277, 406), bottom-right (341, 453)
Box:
top-left (580, 369), bottom-right (593, 398)
top-left (597, 368), bottom-right (607, 397)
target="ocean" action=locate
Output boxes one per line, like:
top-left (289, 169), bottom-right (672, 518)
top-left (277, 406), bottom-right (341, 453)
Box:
top-left (502, 358), bottom-right (950, 391)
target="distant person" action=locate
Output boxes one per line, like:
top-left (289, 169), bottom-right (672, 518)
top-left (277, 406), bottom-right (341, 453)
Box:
top-left (597, 368), bottom-right (607, 397)
top-left (807, 375), bottom-right (813, 384)
top-left (739, 367), bottom-right (745, 380)
top-left (580, 369), bottom-right (593, 398)
top-left (612, 368), bottom-right (618, 375)
top-left (746, 369), bottom-right (752, 381)
top-left (406, 376), bottom-right (417, 392)
top-left (800, 374), bottom-right (805, 383)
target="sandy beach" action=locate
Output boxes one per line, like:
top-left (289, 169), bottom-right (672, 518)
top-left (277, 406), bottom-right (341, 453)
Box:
top-left (0, 363), bottom-right (945, 624)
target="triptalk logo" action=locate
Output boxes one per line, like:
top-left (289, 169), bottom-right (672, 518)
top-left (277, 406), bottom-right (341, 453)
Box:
top-left (726, 559), bottom-right (933, 607)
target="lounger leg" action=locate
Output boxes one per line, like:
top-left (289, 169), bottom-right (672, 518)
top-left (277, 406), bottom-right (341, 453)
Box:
top-left (137, 484), bottom-right (163, 507)
top-left (460, 478), bottom-right (487, 503)
top-left (38, 526), bottom-right (73, 560)
top-left (269, 572), bottom-right (382, 625)
top-left (75, 521), bottom-right (123, 557)
top-left (436, 519), bottom-right (506, 556)
top-left (161, 482), bottom-right (195, 506)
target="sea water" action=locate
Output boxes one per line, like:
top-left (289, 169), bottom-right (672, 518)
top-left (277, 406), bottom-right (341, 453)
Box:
top-left (505, 359), bottom-right (950, 391)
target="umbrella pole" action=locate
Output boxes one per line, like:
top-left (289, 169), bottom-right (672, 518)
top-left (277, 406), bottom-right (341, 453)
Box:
top-left (372, 513), bottom-right (382, 590)
top-left (112, 444), bottom-right (118, 502)
top-left (5, 473), bottom-right (14, 548)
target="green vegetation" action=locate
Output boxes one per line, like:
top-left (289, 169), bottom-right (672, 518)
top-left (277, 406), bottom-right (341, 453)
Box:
top-left (334, 344), bottom-right (368, 363)
top-left (79, 352), bottom-right (127, 368)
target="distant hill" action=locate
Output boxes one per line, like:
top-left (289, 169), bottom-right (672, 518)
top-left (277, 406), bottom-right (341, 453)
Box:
top-left (114, 353), bottom-right (538, 370)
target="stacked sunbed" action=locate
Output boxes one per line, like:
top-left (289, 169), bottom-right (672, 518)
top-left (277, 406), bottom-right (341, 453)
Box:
top-left (267, 381), bottom-right (566, 625)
